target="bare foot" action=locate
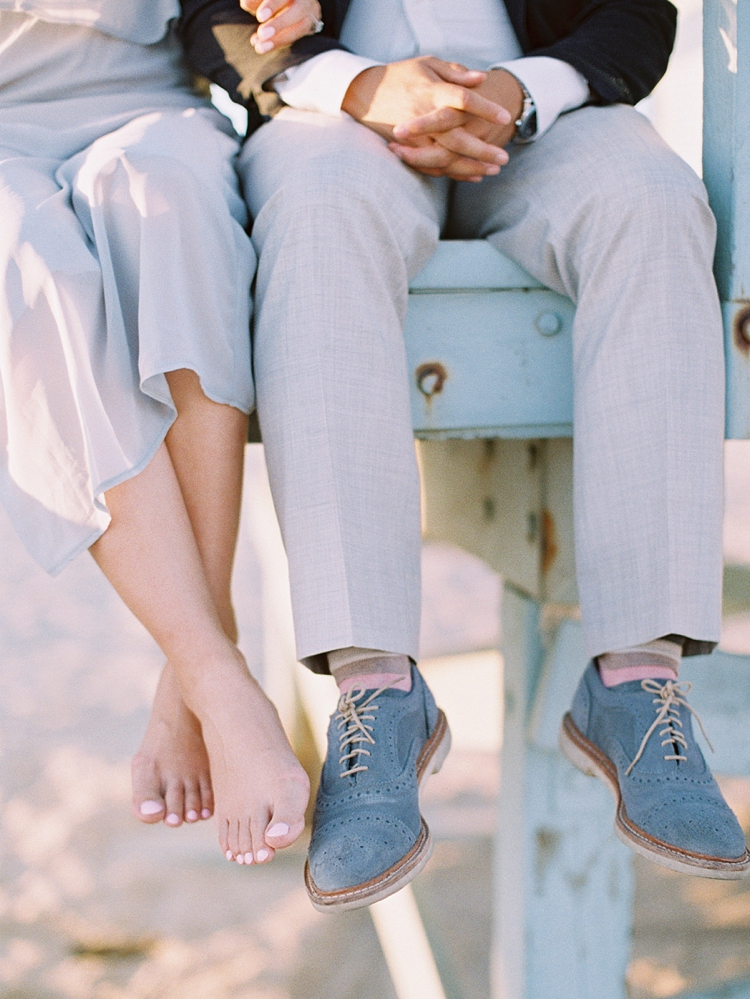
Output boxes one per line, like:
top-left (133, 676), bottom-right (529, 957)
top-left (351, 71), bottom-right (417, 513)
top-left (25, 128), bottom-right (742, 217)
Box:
top-left (132, 662), bottom-right (214, 826)
top-left (183, 651), bottom-right (310, 865)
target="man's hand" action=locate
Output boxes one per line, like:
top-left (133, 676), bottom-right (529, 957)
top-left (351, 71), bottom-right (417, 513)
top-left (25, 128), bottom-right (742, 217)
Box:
top-left (341, 58), bottom-right (512, 159)
top-left (240, 0), bottom-right (322, 54)
top-left (387, 69), bottom-right (525, 182)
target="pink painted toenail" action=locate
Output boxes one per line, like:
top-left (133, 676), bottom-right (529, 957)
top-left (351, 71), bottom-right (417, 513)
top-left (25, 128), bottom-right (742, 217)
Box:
top-left (256, 849), bottom-right (269, 862)
top-left (186, 810), bottom-right (199, 822)
top-left (226, 850), bottom-right (234, 861)
top-left (236, 854), bottom-right (245, 864)
top-left (140, 801), bottom-right (163, 816)
top-left (266, 823), bottom-right (289, 838)
top-left (244, 852), bottom-right (253, 864)
top-left (201, 809), bottom-right (212, 819)
top-left (165, 813), bottom-right (180, 826)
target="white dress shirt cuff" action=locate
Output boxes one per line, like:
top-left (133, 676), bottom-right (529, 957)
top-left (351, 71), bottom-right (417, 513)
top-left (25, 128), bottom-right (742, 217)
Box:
top-left (273, 51), bottom-right (383, 117)
top-left (494, 55), bottom-right (589, 139)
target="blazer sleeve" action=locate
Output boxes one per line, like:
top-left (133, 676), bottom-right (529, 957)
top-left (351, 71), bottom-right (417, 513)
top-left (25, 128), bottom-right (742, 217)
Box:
top-left (526, 0), bottom-right (677, 105)
top-left (178, 0), bottom-right (346, 121)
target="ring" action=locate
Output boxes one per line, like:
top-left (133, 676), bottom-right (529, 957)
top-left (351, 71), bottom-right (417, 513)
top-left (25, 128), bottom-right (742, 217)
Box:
top-left (310, 15), bottom-right (324, 33)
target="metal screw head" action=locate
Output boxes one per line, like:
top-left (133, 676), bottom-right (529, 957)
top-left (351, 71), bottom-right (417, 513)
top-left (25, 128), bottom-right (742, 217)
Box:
top-left (536, 312), bottom-right (562, 336)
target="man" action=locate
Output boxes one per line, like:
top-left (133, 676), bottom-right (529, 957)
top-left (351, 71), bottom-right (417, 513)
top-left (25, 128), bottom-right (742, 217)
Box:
top-left (179, 0), bottom-right (750, 909)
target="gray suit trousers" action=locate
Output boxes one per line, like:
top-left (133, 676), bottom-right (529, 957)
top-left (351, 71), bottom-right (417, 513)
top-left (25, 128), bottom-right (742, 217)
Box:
top-left (237, 104), bottom-right (725, 670)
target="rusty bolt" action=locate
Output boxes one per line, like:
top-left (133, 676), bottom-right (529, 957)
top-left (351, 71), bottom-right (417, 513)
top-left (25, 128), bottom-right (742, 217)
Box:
top-left (734, 305), bottom-right (750, 355)
top-left (415, 361), bottom-right (447, 398)
top-left (536, 312), bottom-right (562, 336)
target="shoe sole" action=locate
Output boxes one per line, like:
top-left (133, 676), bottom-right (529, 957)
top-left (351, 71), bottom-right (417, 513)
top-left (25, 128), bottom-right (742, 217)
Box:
top-left (304, 708), bottom-right (452, 912)
top-left (559, 712), bottom-right (750, 879)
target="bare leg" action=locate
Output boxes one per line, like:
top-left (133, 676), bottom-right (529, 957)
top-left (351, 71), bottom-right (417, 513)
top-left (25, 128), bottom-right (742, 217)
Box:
top-left (131, 370), bottom-right (246, 828)
top-left (91, 438), bottom-right (309, 862)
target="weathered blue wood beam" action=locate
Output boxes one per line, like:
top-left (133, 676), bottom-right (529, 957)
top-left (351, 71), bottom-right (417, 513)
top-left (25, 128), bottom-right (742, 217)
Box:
top-left (704, 0), bottom-right (750, 437)
top-left (677, 978), bottom-right (750, 999)
top-left (405, 242), bottom-right (574, 440)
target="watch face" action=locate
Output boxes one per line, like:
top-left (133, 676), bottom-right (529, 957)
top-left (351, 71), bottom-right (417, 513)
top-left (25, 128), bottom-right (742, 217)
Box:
top-left (517, 108), bottom-right (537, 140)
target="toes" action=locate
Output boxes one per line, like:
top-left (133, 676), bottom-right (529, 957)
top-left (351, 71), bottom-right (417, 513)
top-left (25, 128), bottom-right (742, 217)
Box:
top-left (239, 819), bottom-right (258, 865)
top-left (226, 819), bottom-right (241, 861)
top-left (184, 782), bottom-right (203, 823)
top-left (164, 782), bottom-right (185, 827)
top-left (131, 755), bottom-right (166, 824)
top-left (264, 786), bottom-right (308, 850)
top-left (199, 777), bottom-right (214, 820)
top-left (252, 814), bottom-right (274, 864)
top-left (219, 818), bottom-right (234, 861)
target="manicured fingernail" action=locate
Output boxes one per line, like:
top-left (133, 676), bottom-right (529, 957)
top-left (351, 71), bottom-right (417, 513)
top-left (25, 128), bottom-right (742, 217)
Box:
top-left (255, 41), bottom-right (274, 53)
top-left (186, 810), bottom-right (199, 822)
top-left (236, 854), bottom-right (245, 864)
top-left (256, 849), bottom-right (269, 862)
top-left (486, 166), bottom-right (500, 175)
top-left (257, 4), bottom-right (271, 19)
top-left (201, 808), bottom-right (212, 819)
top-left (140, 800), bottom-right (163, 816)
top-left (166, 813), bottom-right (180, 826)
top-left (257, 24), bottom-right (275, 40)
top-left (226, 850), bottom-right (234, 860)
top-left (266, 822), bottom-right (289, 838)
top-left (244, 852), bottom-right (254, 864)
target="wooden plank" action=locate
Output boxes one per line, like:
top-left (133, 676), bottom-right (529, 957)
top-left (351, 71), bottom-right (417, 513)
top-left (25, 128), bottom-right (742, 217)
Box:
top-left (410, 240), bottom-right (544, 291)
top-left (680, 651), bottom-right (750, 776)
top-left (405, 288), bottom-right (574, 438)
top-left (492, 586), bottom-right (632, 999)
top-left (703, 0), bottom-right (750, 438)
top-left (419, 438), bottom-right (576, 605)
top-left (676, 979), bottom-right (750, 999)
top-left (419, 438), bottom-right (543, 599)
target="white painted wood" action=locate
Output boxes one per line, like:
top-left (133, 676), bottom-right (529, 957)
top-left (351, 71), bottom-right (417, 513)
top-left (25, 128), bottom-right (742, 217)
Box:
top-left (492, 587), bottom-right (633, 999)
top-left (370, 889), bottom-right (448, 999)
top-left (239, 446), bottom-right (298, 738)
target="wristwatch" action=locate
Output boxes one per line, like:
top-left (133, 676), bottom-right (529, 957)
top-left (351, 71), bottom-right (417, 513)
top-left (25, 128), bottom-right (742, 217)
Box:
top-left (514, 82), bottom-right (538, 143)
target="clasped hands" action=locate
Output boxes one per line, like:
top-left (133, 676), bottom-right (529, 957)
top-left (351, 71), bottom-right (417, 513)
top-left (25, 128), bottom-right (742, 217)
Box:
top-left (342, 57), bottom-right (525, 183)
top-left (239, 0), bottom-right (323, 54)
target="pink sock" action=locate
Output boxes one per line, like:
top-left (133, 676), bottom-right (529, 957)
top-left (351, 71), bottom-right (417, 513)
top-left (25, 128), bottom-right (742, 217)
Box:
top-left (598, 638), bottom-right (681, 687)
top-left (599, 663), bottom-right (678, 688)
top-left (329, 648), bottom-right (413, 694)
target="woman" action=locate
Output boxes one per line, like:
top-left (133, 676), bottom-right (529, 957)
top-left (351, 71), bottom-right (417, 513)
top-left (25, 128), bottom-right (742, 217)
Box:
top-left (0, 0), bottom-right (319, 866)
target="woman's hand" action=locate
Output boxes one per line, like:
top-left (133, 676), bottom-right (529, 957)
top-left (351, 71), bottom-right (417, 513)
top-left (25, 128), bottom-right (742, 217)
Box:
top-left (240, 0), bottom-right (323, 54)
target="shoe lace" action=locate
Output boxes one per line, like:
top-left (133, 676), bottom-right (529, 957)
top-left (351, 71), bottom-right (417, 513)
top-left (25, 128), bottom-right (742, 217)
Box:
top-left (625, 678), bottom-right (713, 776)
top-left (336, 678), bottom-right (400, 778)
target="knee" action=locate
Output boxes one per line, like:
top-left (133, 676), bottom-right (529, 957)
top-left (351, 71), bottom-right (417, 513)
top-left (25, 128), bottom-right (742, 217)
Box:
top-left (593, 147), bottom-right (713, 250)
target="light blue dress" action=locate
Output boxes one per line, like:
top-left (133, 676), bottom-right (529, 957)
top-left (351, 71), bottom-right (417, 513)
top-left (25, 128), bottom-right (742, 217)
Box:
top-left (0, 3), bottom-right (256, 574)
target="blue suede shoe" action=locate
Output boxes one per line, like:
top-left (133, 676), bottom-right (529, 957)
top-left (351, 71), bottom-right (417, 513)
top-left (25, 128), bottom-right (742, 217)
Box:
top-left (560, 663), bottom-right (750, 878)
top-left (305, 666), bottom-right (451, 912)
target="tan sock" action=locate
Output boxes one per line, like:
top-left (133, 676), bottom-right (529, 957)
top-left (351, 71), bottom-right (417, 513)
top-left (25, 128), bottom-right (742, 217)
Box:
top-left (328, 647), bottom-right (412, 693)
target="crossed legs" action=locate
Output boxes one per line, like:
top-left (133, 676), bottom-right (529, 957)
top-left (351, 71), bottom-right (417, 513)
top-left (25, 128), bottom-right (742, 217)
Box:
top-left (91, 371), bottom-right (309, 861)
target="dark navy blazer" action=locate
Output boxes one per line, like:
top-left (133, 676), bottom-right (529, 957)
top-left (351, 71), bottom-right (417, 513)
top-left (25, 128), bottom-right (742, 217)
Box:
top-left (178, 0), bottom-right (677, 134)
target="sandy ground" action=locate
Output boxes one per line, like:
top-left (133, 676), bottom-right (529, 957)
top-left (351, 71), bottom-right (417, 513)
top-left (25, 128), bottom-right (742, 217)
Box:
top-left (1, 441), bottom-right (750, 999)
